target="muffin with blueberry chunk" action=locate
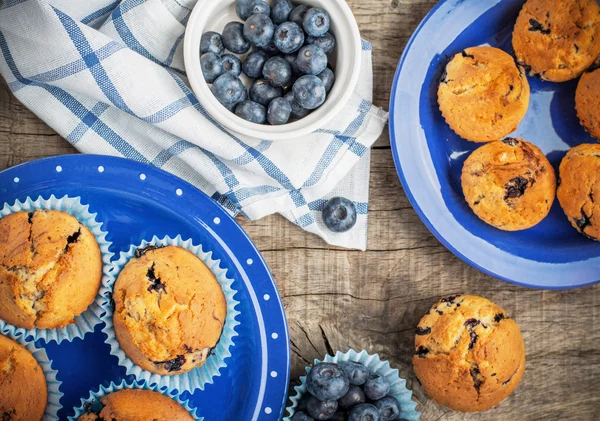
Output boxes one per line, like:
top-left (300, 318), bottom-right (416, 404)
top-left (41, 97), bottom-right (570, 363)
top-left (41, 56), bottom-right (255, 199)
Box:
top-left (576, 67), bottom-right (600, 140)
top-left (113, 245), bottom-right (226, 376)
top-left (77, 389), bottom-right (193, 421)
top-left (513, 0), bottom-right (600, 82)
top-left (557, 144), bottom-right (600, 241)
top-left (413, 295), bottom-right (526, 412)
top-left (438, 46), bottom-right (530, 142)
top-left (0, 210), bottom-right (103, 329)
top-left (0, 334), bottom-right (47, 421)
top-left (461, 138), bottom-right (556, 231)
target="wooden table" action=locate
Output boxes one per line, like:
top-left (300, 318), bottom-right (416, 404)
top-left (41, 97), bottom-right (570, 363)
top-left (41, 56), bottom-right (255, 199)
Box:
top-left (1, 1), bottom-right (598, 419)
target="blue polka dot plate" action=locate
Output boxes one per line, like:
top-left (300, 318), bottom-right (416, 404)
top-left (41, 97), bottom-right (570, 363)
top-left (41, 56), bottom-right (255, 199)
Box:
top-left (0, 154), bottom-right (290, 420)
top-left (389, 0), bottom-right (600, 289)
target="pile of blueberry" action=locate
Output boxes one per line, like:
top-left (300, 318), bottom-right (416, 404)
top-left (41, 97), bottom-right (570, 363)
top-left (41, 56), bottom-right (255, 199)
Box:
top-left (200, 0), bottom-right (336, 125)
top-left (293, 361), bottom-right (405, 421)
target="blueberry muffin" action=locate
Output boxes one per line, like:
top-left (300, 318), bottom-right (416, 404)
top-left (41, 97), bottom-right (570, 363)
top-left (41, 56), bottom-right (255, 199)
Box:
top-left (0, 210), bottom-right (103, 329)
top-left (113, 245), bottom-right (227, 376)
top-left (0, 334), bottom-right (47, 421)
top-left (576, 68), bottom-right (600, 140)
top-left (461, 138), bottom-right (556, 231)
top-left (413, 295), bottom-right (525, 412)
top-left (557, 144), bottom-right (600, 240)
top-left (438, 46), bottom-right (530, 142)
top-left (77, 389), bottom-right (193, 421)
top-left (513, 0), bottom-right (600, 82)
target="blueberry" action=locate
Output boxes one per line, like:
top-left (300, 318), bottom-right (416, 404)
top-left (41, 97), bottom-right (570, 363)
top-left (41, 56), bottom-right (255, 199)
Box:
top-left (274, 22), bottom-right (305, 54)
top-left (285, 53), bottom-right (301, 75)
top-left (303, 7), bottom-right (331, 37)
top-left (293, 75), bottom-right (326, 110)
top-left (284, 91), bottom-right (311, 119)
top-left (306, 32), bottom-right (336, 55)
top-left (339, 361), bottom-right (370, 386)
top-left (222, 22), bottom-right (251, 54)
top-left (306, 362), bottom-right (350, 401)
top-left (339, 385), bottom-right (366, 409)
top-left (317, 67), bottom-right (335, 93)
top-left (236, 0), bottom-right (270, 20)
top-left (296, 45), bottom-right (328, 75)
top-left (349, 404), bottom-right (380, 421)
top-left (220, 54), bottom-right (242, 77)
top-left (244, 14), bottom-right (274, 48)
top-left (259, 41), bottom-right (280, 56)
top-left (290, 5), bottom-right (310, 26)
top-left (363, 377), bottom-right (390, 401)
top-left (201, 52), bottom-right (224, 83)
top-left (306, 396), bottom-right (338, 421)
top-left (263, 56), bottom-right (293, 87)
top-left (292, 412), bottom-right (315, 421)
top-left (271, 0), bottom-right (293, 24)
top-left (249, 79), bottom-right (283, 106)
top-left (322, 197), bottom-right (357, 233)
top-left (211, 74), bottom-right (246, 109)
top-left (235, 101), bottom-right (267, 124)
top-left (373, 397), bottom-right (401, 421)
top-left (200, 31), bottom-right (224, 55)
top-left (268, 97), bottom-right (292, 125)
top-left (243, 50), bottom-right (269, 79)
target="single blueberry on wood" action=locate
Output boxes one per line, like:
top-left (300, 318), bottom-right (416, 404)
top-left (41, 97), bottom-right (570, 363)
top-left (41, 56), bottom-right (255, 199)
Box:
top-left (322, 197), bottom-right (357, 233)
top-left (339, 361), bottom-right (370, 386)
top-left (306, 362), bottom-right (350, 401)
top-left (306, 396), bottom-right (338, 421)
top-left (222, 22), bottom-right (251, 54)
top-left (200, 31), bottom-right (224, 55)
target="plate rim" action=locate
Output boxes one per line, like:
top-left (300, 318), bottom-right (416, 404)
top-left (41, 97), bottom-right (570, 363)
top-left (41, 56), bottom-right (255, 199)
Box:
top-left (388, 0), bottom-right (600, 290)
top-left (0, 154), bottom-right (291, 419)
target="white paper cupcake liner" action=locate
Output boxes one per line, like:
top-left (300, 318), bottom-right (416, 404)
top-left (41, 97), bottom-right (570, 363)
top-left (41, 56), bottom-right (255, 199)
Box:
top-left (68, 379), bottom-right (202, 420)
top-left (284, 349), bottom-right (421, 421)
top-left (0, 195), bottom-right (113, 344)
top-left (100, 235), bottom-right (241, 392)
top-left (0, 328), bottom-right (63, 421)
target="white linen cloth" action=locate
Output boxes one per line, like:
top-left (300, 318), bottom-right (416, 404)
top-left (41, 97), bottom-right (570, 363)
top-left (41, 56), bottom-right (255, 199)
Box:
top-left (0, 0), bottom-right (388, 250)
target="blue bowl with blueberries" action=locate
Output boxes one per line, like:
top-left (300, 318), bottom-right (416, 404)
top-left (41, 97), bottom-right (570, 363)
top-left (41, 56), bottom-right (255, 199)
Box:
top-left (184, 0), bottom-right (362, 140)
top-left (285, 350), bottom-right (420, 421)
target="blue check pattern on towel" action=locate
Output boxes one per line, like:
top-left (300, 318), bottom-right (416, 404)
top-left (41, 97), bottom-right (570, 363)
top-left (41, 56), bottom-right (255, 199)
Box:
top-left (0, 0), bottom-right (387, 250)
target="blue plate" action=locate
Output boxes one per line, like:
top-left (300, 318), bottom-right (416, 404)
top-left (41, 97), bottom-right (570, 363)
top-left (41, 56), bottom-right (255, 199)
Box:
top-left (389, 0), bottom-right (600, 289)
top-left (0, 155), bottom-right (290, 420)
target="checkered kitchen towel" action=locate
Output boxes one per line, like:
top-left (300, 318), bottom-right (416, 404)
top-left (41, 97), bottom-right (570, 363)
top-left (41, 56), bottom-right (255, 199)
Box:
top-left (0, 0), bottom-right (387, 250)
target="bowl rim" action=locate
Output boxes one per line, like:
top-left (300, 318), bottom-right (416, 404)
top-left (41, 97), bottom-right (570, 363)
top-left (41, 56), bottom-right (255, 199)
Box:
top-left (183, 0), bottom-right (362, 141)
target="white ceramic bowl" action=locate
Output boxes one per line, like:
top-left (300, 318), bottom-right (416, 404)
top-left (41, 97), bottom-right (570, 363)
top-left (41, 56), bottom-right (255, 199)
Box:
top-left (184, 0), bottom-right (362, 141)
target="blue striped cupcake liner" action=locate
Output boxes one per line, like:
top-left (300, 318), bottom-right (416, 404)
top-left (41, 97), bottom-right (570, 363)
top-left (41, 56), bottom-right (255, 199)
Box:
top-left (0, 195), bottom-right (113, 344)
top-left (0, 328), bottom-right (63, 421)
top-left (68, 379), bottom-right (201, 420)
top-left (100, 235), bottom-right (241, 392)
top-left (284, 349), bottom-right (421, 420)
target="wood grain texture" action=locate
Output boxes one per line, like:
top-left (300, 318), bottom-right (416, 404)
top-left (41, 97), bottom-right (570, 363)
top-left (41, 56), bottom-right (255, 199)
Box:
top-left (0, 1), bottom-right (598, 420)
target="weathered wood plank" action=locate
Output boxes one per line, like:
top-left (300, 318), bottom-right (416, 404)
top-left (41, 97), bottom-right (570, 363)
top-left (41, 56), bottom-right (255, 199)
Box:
top-left (0, 1), bottom-right (599, 419)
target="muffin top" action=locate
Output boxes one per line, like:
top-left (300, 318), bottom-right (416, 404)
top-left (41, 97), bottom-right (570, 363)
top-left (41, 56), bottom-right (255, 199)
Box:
top-left (557, 143), bottom-right (600, 240)
top-left (413, 295), bottom-right (525, 412)
top-left (513, 0), bottom-right (600, 82)
top-left (576, 68), bottom-right (600, 140)
top-left (78, 389), bottom-right (193, 421)
top-left (0, 334), bottom-right (48, 421)
top-left (0, 210), bottom-right (103, 329)
top-left (113, 246), bottom-right (227, 375)
top-left (438, 46), bottom-right (530, 142)
top-left (461, 138), bottom-right (556, 231)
